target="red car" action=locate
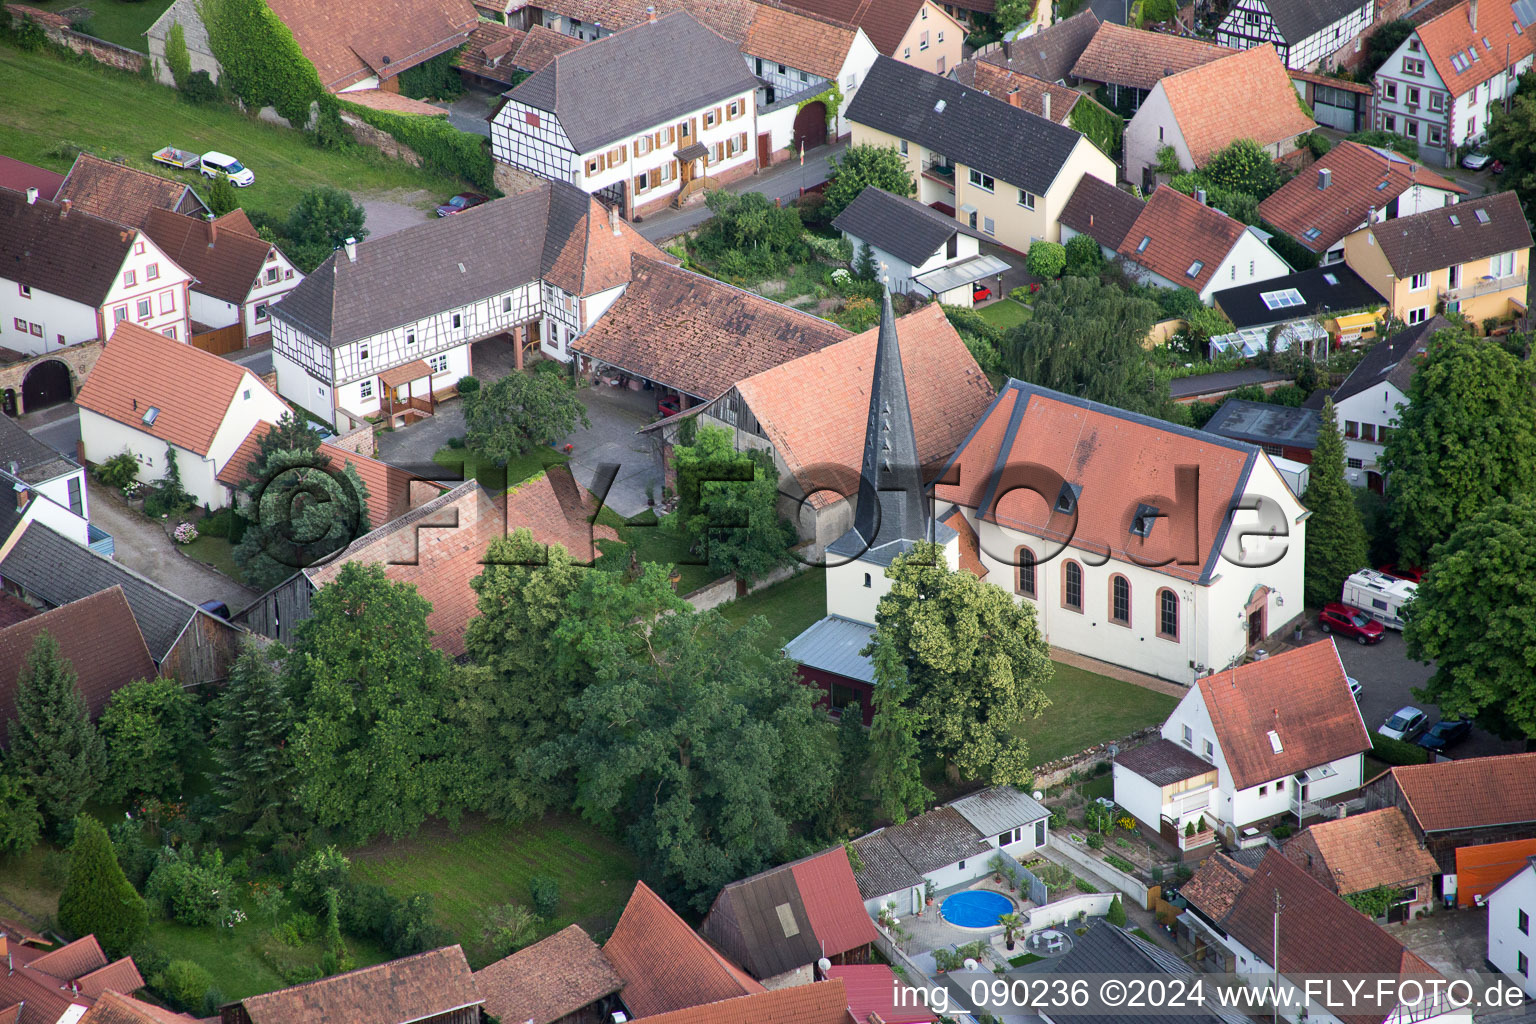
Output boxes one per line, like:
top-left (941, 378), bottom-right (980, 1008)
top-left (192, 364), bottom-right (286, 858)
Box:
top-left (1319, 603), bottom-right (1386, 644)
top-left (973, 284), bottom-right (992, 302)
top-left (1377, 564), bottom-right (1425, 584)
top-left (657, 397), bottom-right (681, 417)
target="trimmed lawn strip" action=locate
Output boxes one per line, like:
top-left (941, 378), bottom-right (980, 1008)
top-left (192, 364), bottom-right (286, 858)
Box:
top-left (430, 445), bottom-right (568, 493)
top-left (349, 815), bottom-right (637, 968)
top-left (71, 0), bottom-right (174, 50)
top-left (181, 534), bottom-right (245, 583)
top-left (146, 920), bottom-right (391, 1002)
top-left (1013, 664), bottom-right (1179, 768)
top-left (717, 567), bottom-right (826, 646)
top-left (0, 47), bottom-right (466, 221)
top-left (976, 299), bottom-right (1032, 330)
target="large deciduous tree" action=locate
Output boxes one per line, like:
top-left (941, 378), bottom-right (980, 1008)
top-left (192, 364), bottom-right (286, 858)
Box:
top-left (822, 144), bottom-right (916, 219)
top-left (1302, 398), bottom-right (1370, 608)
top-left (1379, 329), bottom-right (1536, 565)
top-left (58, 815), bottom-right (147, 957)
top-left (1403, 497), bottom-right (1536, 740)
top-left (211, 641), bottom-right (306, 844)
top-left (284, 563), bottom-right (460, 841)
top-left (233, 449), bottom-right (372, 590)
top-left (865, 640), bottom-right (930, 824)
top-left (6, 633), bottom-right (106, 834)
top-left (463, 371), bottom-right (590, 467)
top-left (866, 542), bottom-right (1052, 785)
top-left (99, 677), bottom-right (201, 803)
top-left (668, 425), bottom-right (796, 584)
top-left (1487, 71), bottom-right (1536, 220)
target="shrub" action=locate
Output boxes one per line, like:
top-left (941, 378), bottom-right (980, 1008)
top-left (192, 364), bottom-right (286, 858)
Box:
top-left (207, 173), bottom-right (239, 216)
top-left (341, 104), bottom-right (496, 192)
top-left (1104, 854), bottom-right (1136, 873)
top-left (152, 959), bottom-right (215, 1014)
top-left (479, 903), bottom-right (540, 961)
top-left (1074, 877), bottom-right (1096, 894)
top-left (58, 816), bottom-right (148, 957)
top-left (173, 522), bottom-right (199, 544)
top-left (95, 451), bottom-right (141, 490)
top-left (456, 375), bottom-right (480, 397)
top-left (1268, 384), bottom-right (1307, 407)
top-left (1026, 240), bottom-right (1067, 279)
top-left (528, 876), bottom-right (560, 919)
top-left (291, 846), bottom-right (351, 911)
top-left (1086, 833), bottom-right (1105, 849)
top-left (128, 942), bottom-right (170, 979)
top-left (145, 847), bottom-right (234, 926)
top-left (1371, 734), bottom-right (1430, 766)
top-left (1064, 232), bottom-right (1104, 274)
top-left (1271, 824), bottom-right (1293, 839)
top-left (182, 70), bottom-right (220, 105)
top-left (1107, 895), bottom-right (1127, 927)
top-left (397, 46), bottom-right (465, 101)
top-left (164, 21), bottom-right (190, 87)
top-left (1306, 132), bottom-right (1333, 158)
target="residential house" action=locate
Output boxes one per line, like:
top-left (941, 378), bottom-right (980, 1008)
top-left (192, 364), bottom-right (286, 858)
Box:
top-left (1329, 315), bottom-right (1444, 491)
top-left (0, 588), bottom-right (158, 747)
top-left (0, 520), bottom-right (244, 685)
top-left (55, 154), bottom-right (209, 229)
top-left (1283, 806), bottom-right (1441, 920)
top-left (969, 8), bottom-right (1099, 85)
top-left (1290, 67), bottom-right (1375, 132)
top-left (1487, 856), bottom-right (1536, 997)
top-left (0, 411), bottom-right (93, 549)
top-left (1062, 185), bottom-right (1291, 304)
top-left (845, 55), bottom-right (1117, 255)
top-left (1071, 22), bottom-right (1236, 114)
top-left (80, 991), bottom-right (203, 1024)
top-left (0, 186), bottom-right (194, 354)
top-left (145, 0), bottom-right (220, 87)
top-left (779, 0), bottom-right (964, 75)
top-left (1372, 0), bottom-right (1536, 167)
top-left (1179, 849), bottom-right (1462, 1024)
top-left (1109, 740), bottom-right (1221, 859)
top-left (76, 322), bottom-right (291, 510)
top-left (850, 789), bottom-right (1050, 915)
top-left (218, 946), bottom-right (482, 1024)
top-left (1215, 0), bottom-right (1377, 70)
top-left (473, 925), bottom-right (623, 1024)
top-left (1115, 641), bottom-right (1370, 843)
top-left (1258, 141), bottom-right (1466, 264)
top-left (933, 379), bottom-right (1306, 684)
top-left (1455, 837), bottom-right (1536, 906)
top-left (235, 468), bottom-right (614, 657)
top-left (489, 13), bottom-right (760, 219)
top-left (603, 881), bottom-right (764, 1018)
top-left (572, 255), bottom-right (849, 411)
top-left (0, 155), bottom-right (63, 200)
top-left (650, 301), bottom-right (993, 552)
top-left (952, 59), bottom-right (1098, 129)
top-left (832, 186), bottom-right (1006, 305)
top-left (1342, 190), bottom-right (1532, 331)
top-left (1363, 752), bottom-right (1536, 883)
top-left (0, 933), bottom-right (147, 1024)
top-left (1209, 263), bottom-right (1387, 359)
top-left (1040, 923), bottom-right (1251, 1024)
top-left (620, 980), bottom-right (854, 1024)
top-left (1055, 173), bottom-right (1145, 257)
top-left (454, 21), bottom-right (584, 90)
top-left (141, 208), bottom-right (303, 349)
top-left (699, 846), bottom-right (879, 986)
top-left (270, 183), bottom-right (669, 430)
top-left (1124, 44), bottom-right (1316, 189)
top-left (147, 0), bottom-right (478, 101)
top-left (1204, 400), bottom-right (1321, 465)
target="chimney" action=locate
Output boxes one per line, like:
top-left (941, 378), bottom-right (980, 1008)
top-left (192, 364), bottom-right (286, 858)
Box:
top-left (1195, 188), bottom-right (1208, 206)
top-left (59, 197), bottom-right (71, 217)
top-left (1470, 0), bottom-right (1478, 29)
top-left (14, 487), bottom-right (28, 512)
top-left (24, 186), bottom-right (37, 205)
top-left (1317, 167), bottom-right (1331, 190)
top-left (209, 217), bottom-right (218, 246)
top-left (1042, 90), bottom-right (1051, 121)
top-left (609, 203), bottom-right (621, 236)
top-left (646, 4), bottom-right (656, 20)
top-left (1006, 87), bottom-right (1022, 108)
top-left (344, 237), bottom-right (358, 262)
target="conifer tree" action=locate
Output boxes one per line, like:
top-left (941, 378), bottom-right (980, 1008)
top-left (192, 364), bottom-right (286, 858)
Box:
top-left (211, 641), bottom-right (304, 843)
top-left (57, 815), bottom-right (147, 957)
top-left (6, 633), bottom-right (106, 833)
top-left (1303, 398), bottom-right (1370, 608)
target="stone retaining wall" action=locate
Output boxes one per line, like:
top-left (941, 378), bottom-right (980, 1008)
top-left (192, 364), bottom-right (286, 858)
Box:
top-left (1033, 725), bottom-right (1160, 789)
top-left (7, 6), bottom-right (146, 71)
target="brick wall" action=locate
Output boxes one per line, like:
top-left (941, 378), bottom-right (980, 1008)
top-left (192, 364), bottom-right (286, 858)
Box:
top-left (338, 111), bottom-right (426, 168)
top-left (0, 341), bottom-right (104, 415)
top-left (326, 422), bottom-right (376, 457)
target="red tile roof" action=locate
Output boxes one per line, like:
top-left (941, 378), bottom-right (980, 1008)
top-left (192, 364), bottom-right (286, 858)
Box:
top-left (824, 965), bottom-right (935, 1024)
top-left (474, 925), bottom-right (622, 1024)
top-left (236, 946), bottom-right (482, 1024)
top-left (1259, 141), bottom-right (1467, 254)
top-left (455, 20), bottom-right (525, 81)
top-left (142, 206), bottom-right (282, 305)
top-left (730, 303), bottom-right (992, 510)
top-left (514, 22), bottom-right (587, 72)
top-left (543, 197), bottom-right (676, 299)
top-left (953, 61), bottom-right (1080, 122)
top-left (1416, 0), bottom-right (1534, 99)
top-left (1158, 44), bottom-right (1315, 167)
top-left (319, 442), bottom-right (439, 528)
top-left (1118, 185), bottom-right (1246, 293)
top-left (79, 991), bottom-right (200, 1024)
top-left (626, 978), bottom-right (852, 1024)
top-left (74, 960), bottom-right (148, 1001)
top-left (1284, 807), bottom-right (1439, 895)
top-left (1288, 68), bottom-right (1372, 93)
top-left (28, 936), bottom-right (109, 982)
top-left (1180, 850), bottom-right (1254, 920)
top-left (263, 0), bottom-right (479, 92)
top-left (942, 506), bottom-right (986, 579)
top-left (0, 155), bottom-right (63, 201)
top-left (1390, 752), bottom-right (1536, 833)
top-left (56, 153), bottom-right (206, 228)
top-left (305, 468), bottom-right (615, 658)
top-left (604, 881), bottom-right (765, 1018)
top-left (933, 380), bottom-right (1259, 584)
top-left (0, 592), bottom-right (37, 630)
top-left (777, 0), bottom-right (941, 57)
top-left (216, 421), bottom-right (277, 490)
top-left (339, 90), bottom-right (451, 115)
top-left (0, 587), bottom-right (158, 747)
top-left (1197, 640), bottom-right (1369, 792)
top-left (788, 847), bottom-right (881, 964)
top-left (743, 4), bottom-right (857, 79)
top-left (1070, 21), bottom-right (1235, 91)
top-left (0, 935), bottom-right (144, 1024)
top-left (78, 322), bottom-right (278, 457)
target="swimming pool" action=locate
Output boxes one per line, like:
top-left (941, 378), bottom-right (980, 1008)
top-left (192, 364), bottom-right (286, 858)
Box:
top-left (940, 889), bottom-right (1014, 928)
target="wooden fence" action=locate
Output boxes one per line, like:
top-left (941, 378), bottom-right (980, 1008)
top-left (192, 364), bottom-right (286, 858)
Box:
top-left (192, 323), bottom-right (244, 356)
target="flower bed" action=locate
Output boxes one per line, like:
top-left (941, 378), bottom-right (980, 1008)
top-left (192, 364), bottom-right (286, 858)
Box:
top-left (173, 522), bottom-right (199, 544)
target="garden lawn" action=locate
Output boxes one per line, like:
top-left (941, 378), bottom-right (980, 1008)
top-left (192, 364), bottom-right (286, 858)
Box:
top-left (976, 300), bottom-right (1031, 331)
top-left (431, 445), bottom-right (568, 493)
top-left (0, 46), bottom-right (467, 220)
top-left (349, 815), bottom-right (637, 967)
top-left (717, 567), bottom-right (826, 646)
top-left (69, 0), bottom-right (174, 50)
top-left (1013, 664), bottom-right (1179, 768)
top-left (181, 534), bottom-right (244, 583)
top-left (145, 920), bottom-right (390, 1002)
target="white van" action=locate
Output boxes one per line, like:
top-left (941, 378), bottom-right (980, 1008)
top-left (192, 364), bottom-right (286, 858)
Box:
top-left (200, 151), bottom-right (254, 187)
top-left (1341, 569), bottom-right (1417, 630)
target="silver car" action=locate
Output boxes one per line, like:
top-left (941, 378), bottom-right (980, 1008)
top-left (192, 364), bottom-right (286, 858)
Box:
top-left (1378, 706), bottom-right (1428, 741)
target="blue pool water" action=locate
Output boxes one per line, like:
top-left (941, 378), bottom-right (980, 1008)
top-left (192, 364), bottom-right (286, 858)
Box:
top-left (940, 889), bottom-right (1013, 928)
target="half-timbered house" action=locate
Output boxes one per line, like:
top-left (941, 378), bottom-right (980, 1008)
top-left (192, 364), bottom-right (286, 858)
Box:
top-left (489, 11), bottom-right (760, 218)
top-left (1215, 0), bottom-right (1375, 71)
top-left (268, 181), bottom-right (669, 430)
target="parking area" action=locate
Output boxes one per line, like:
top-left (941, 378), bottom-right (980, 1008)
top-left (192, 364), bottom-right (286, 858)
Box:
top-left (1386, 903), bottom-right (1492, 980)
top-left (564, 383), bottom-right (663, 519)
top-left (87, 487), bottom-right (258, 612)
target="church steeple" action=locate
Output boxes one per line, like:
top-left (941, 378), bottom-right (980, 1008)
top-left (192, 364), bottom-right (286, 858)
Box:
top-left (849, 287), bottom-right (928, 556)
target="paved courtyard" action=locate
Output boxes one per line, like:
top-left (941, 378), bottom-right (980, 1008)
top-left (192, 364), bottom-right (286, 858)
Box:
top-left (1387, 904), bottom-right (1492, 980)
top-left (87, 487), bottom-right (258, 613)
top-left (563, 383), bottom-right (663, 519)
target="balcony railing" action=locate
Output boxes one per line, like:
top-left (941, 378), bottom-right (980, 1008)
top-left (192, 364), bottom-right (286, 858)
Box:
top-left (1166, 787), bottom-right (1214, 818)
top-left (1442, 270), bottom-right (1527, 302)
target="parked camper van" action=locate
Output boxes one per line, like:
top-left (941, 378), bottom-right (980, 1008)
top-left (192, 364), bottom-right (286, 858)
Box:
top-left (1341, 569), bottom-right (1417, 630)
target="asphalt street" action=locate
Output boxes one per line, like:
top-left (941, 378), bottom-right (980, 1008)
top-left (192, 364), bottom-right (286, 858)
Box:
top-left (634, 140), bottom-right (847, 242)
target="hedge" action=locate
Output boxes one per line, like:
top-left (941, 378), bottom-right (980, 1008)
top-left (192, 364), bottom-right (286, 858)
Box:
top-left (1260, 219), bottom-right (1320, 271)
top-left (1371, 733), bottom-right (1430, 766)
top-left (340, 102), bottom-right (496, 193)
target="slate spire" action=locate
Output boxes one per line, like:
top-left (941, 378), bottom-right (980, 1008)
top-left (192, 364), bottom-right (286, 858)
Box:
top-left (851, 287), bottom-right (928, 553)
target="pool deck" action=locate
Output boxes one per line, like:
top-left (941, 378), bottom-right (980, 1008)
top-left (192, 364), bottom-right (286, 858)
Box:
top-left (900, 877), bottom-right (1034, 965)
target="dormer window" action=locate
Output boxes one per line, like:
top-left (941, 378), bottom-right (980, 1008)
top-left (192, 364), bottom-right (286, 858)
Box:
top-left (1055, 481), bottom-right (1080, 514)
top-left (1130, 503), bottom-right (1159, 538)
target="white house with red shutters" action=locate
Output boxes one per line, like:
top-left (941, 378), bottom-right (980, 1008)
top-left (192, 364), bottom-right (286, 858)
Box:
top-left (0, 185), bottom-right (192, 355)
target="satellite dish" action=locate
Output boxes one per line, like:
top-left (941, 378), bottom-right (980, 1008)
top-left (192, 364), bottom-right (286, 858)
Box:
top-left (1108, 743), bottom-right (1120, 757)
top-left (817, 957), bottom-right (832, 973)
top-left (963, 958), bottom-right (980, 971)
top-left (1033, 791), bottom-right (1044, 801)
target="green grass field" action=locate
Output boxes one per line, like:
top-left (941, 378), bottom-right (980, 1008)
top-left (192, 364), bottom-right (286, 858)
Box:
top-left (1014, 663), bottom-right (1179, 767)
top-left (431, 444), bottom-right (570, 493)
top-left (0, 46), bottom-right (465, 220)
top-left (181, 533), bottom-right (244, 582)
top-left (976, 299), bottom-right (1032, 331)
top-left (717, 567), bottom-right (827, 646)
top-left (64, 0), bottom-right (174, 50)
top-left (349, 816), bottom-right (637, 967)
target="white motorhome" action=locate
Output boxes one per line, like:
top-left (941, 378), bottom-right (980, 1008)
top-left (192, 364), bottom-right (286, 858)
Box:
top-left (1342, 569), bottom-right (1417, 630)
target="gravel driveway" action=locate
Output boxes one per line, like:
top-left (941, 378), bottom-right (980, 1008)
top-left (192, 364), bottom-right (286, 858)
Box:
top-left (88, 487), bottom-right (259, 612)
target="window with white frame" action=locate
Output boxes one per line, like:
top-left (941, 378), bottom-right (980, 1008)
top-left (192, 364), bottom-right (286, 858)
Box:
top-left (1403, 57), bottom-right (1425, 75)
top-left (147, 263), bottom-right (160, 281)
top-left (123, 269), bottom-right (137, 287)
top-left (359, 379), bottom-right (373, 400)
top-left (136, 298), bottom-right (152, 320)
top-left (1492, 250), bottom-right (1518, 277)
top-left (1383, 81), bottom-right (1398, 101)
top-left (1017, 188), bottom-right (1034, 209)
top-left (114, 305), bottom-right (128, 323)
top-left (1407, 307), bottom-right (1428, 324)
top-left (1410, 272), bottom-right (1429, 290)
top-left (160, 290), bottom-right (175, 313)
top-left (429, 353), bottom-right (449, 373)
top-left (161, 326), bottom-right (176, 340)
top-left (982, 216), bottom-right (995, 235)
top-left (968, 169), bottom-right (994, 191)
top-left (255, 303), bottom-right (269, 321)
top-left (1429, 92), bottom-right (1445, 111)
